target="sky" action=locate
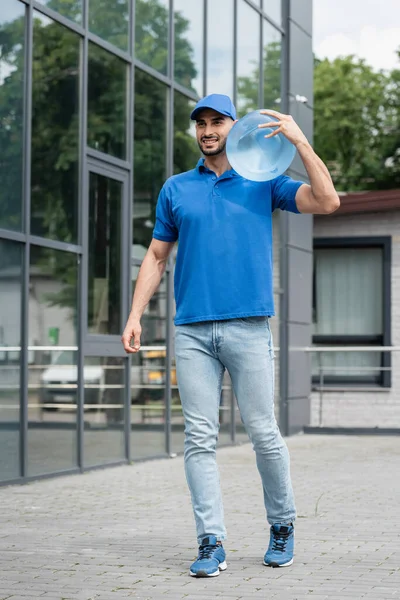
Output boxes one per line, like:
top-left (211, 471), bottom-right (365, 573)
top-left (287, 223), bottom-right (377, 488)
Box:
top-left (313, 0), bottom-right (400, 71)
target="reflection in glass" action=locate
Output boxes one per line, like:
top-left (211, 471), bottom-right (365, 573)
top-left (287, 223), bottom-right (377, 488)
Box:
top-left (31, 13), bottom-right (80, 242)
top-left (0, 1), bottom-right (25, 231)
top-left (28, 246), bottom-right (78, 477)
top-left (237, 0), bottom-right (260, 116)
top-left (35, 0), bottom-right (82, 24)
top-left (206, 0), bottom-right (234, 97)
top-left (84, 356), bottom-right (125, 467)
top-left (133, 71), bottom-right (167, 257)
top-left (264, 0), bottom-right (281, 25)
top-left (0, 241), bottom-right (22, 481)
top-left (131, 269), bottom-right (167, 458)
top-left (131, 352), bottom-right (166, 459)
top-left (131, 267), bottom-right (167, 346)
top-left (263, 20), bottom-right (282, 111)
top-left (89, 0), bottom-right (129, 51)
top-left (174, 0), bottom-right (203, 96)
top-left (174, 92), bottom-right (199, 175)
top-left (88, 173), bottom-right (122, 335)
top-left (88, 43), bottom-right (127, 159)
top-left (135, 0), bottom-right (169, 75)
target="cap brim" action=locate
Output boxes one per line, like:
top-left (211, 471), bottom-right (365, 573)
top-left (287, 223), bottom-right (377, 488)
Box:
top-left (190, 106), bottom-right (233, 120)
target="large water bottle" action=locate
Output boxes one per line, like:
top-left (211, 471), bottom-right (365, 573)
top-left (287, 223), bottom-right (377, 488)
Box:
top-left (226, 110), bottom-right (296, 181)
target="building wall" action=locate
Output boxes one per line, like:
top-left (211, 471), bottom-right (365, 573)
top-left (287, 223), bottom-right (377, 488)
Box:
top-left (279, 0), bottom-right (314, 435)
top-left (0, 0), bottom-right (317, 483)
top-left (313, 211), bottom-right (400, 428)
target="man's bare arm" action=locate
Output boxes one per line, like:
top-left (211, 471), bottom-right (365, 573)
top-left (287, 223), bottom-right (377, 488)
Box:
top-left (121, 239), bottom-right (175, 353)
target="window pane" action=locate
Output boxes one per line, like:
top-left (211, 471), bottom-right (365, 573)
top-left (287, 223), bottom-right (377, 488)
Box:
top-left (89, 0), bottom-right (129, 51)
top-left (88, 173), bottom-right (122, 335)
top-left (31, 13), bottom-right (80, 243)
top-left (0, 2), bottom-right (25, 232)
top-left (84, 356), bottom-right (125, 467)
top-left (312, 351), bottom-right (381, 382)
top-left (174, 0), bottom-right (203, 96)
top-left (88, 43), bottom-right (127, 159)
top-left (174, 92), bottom-right (199, 175)
top-left (264, 0), bottom-right (281, 25)
top-left (237, 1), bottom-right (260, 116)
top-left (35, 0), bottom-right (82, 24)
top-left (314, 248), bottom-right (383, 336)
top-left (313, 246), bottom-right (383, 383)
top-left (0, 240), bottom-right (22, 481)
top-left (263, 20), bottom-right (282, 110)
top-left (135, 0), bottom-right (169, 75)
top-left (206, 0), bottom-right (233, 97)
top-left (133, 71), bottom-right (167, 258)
top-left (130, 268), bottom-right (167, 459)
top-left (28, 246), bottom-right (78, 476)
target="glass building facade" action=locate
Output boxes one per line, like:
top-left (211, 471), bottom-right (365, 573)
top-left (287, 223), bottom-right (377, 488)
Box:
top-left (0, 0), bottom-right (313, 484)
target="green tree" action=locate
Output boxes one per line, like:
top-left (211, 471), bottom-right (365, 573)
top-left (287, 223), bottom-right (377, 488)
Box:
top-left (313, 55), bottom-right (397, 191)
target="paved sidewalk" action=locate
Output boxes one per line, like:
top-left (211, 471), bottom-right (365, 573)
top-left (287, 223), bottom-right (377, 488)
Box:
top-left (1, 434), bottom-right (399, 600)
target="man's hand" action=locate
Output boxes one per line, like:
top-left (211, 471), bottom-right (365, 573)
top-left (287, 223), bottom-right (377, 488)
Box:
top-left (121, 317), bottom-right (142, 354)
top-left (258, 109), bottom-right (308, 147)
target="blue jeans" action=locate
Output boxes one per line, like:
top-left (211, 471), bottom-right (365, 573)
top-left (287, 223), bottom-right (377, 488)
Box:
top-left (175, 317), bottom-right (296, 544)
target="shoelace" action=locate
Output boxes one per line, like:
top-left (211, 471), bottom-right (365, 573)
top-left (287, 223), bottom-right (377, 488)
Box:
top-left (198, 544), bottom-right (218, 560)
top-left (271, 530), bottom-right (291, 553)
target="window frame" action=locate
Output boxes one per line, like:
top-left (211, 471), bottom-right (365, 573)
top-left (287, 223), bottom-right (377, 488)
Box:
top-left (312, 236), bottom-right (392, 388)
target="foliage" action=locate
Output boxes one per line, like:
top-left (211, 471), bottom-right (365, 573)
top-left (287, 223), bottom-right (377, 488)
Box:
top-left (314, 53), bottom-right (400, 191)
top-left (237, 40), bottom-right (282, 117)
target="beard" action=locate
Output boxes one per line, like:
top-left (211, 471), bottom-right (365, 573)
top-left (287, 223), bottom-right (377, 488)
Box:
top-left (197, 136), bottom-right (227, 156)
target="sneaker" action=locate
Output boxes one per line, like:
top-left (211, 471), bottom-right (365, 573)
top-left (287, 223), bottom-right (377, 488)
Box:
top-left (263, 523), bottom-right (294, 568)
top-left (189, 535), bottom-right (227, 577)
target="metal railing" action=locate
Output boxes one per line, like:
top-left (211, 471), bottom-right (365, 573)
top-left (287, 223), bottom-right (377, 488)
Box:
top-left (306, 346), bottom-right (398, 427)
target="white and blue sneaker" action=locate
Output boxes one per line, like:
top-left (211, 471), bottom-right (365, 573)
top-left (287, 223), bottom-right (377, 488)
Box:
top-left (263, 523), bottom-right (294, 568)
top-left (189, 535), bottom-right (227, 577)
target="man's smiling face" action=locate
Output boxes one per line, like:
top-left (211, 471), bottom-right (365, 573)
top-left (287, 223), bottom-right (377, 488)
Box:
top-left (195, 108), bottom-right (235, 156)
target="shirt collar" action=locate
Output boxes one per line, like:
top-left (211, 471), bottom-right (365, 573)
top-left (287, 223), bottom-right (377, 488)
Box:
top-left (196, 157), bottom-right (237, 178)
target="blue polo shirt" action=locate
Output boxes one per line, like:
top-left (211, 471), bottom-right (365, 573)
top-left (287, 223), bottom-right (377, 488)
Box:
top-left (153, 158), bottom-right (303, 325)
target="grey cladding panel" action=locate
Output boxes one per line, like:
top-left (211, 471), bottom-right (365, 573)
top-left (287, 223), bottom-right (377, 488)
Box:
top-left (289, 23), bottom-right (313, 107)
top-left (287, 396), bottom-right (311, 435)
top-left (289, 0), bottom-right (313, 36)
top-left (288, 246), bottom-right (312, 324)
top-left (288, 323), bottom-right (311, 400)
top-left (287, 211), bottom-right (313, 251)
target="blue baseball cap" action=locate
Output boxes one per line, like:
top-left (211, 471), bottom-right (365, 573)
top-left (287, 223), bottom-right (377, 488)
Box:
top-left (190, 94), bottom-right (237, 121)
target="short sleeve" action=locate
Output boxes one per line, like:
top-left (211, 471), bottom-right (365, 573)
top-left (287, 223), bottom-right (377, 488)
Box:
top-left (271, 175), bottom-right (304, 213)
top-left (152, 184), bottom-right (178, 242)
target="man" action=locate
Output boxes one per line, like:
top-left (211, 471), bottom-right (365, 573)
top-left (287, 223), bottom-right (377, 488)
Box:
top-left (122, 94), bottom-right (339, 577)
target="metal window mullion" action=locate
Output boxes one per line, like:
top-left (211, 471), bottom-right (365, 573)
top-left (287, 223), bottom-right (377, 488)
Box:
top-left (203, 0), bottom-right (207, 96)
top-left (27, 235), bottom-right (82, 254)
top-left (0, 229), bottom-right (26, 243)
top-left (20, 0), bottom-right (34, 480)
top-left (233, 0), bottom-right (238, 106)
top-left (119, 175), bottom-right (131, 460)
top-left (86, 148), bottom-right (131, 170)
top-left (125, 0), bottom-right (136, 463)
top-left (259, 10), bottom-right (263, 108)
top-left (87, 32), bottom-right (132, 62)
top-left (31, 1), bottom-right (85, 36)
top-left (77, 24), bottom-right (89, 470)
top-left (172, 80), bottom-right (198, 101)
top-left (163, 0), bottom-right (176, 456)
top-left (278, 0), bottom-right (291, 437)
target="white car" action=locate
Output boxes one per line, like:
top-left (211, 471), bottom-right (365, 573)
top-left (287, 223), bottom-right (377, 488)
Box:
top-left (40, 351), bottom-right (105, 410)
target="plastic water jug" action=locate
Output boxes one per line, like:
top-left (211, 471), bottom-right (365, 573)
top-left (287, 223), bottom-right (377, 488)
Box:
top-left (226, 110), bottom-right (296, 181)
